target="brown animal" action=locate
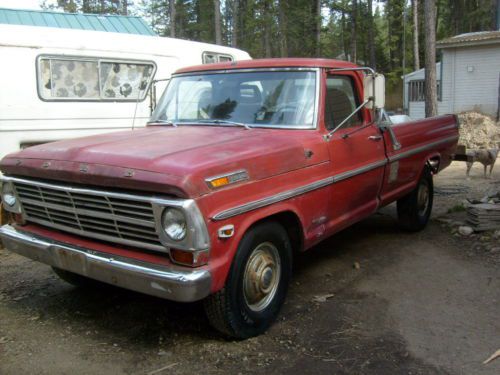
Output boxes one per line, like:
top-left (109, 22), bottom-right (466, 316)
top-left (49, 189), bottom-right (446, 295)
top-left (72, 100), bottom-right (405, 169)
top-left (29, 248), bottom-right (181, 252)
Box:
top-left (466, 149), bottom-right (498, 178)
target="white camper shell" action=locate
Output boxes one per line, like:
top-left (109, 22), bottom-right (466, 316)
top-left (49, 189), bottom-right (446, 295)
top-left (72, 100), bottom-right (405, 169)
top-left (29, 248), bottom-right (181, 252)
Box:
top-left (0, 24), bottom-right (251, 160)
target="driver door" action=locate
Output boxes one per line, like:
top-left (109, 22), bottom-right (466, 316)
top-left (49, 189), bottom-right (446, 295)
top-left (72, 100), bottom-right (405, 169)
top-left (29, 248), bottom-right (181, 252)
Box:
top-left (324, 74), bottom-right (387, 232)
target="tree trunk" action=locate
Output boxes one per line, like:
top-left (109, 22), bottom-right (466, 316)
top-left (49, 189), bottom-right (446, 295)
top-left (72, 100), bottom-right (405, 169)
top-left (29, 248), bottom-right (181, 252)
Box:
top-left (169, 0), bottom-right (176, 38)
top-left (350, 0), bottom-right (357, 63)
top-left (278, 0), bottom-right (288, 57)
top-left (412, 0), bottom-right (420, 70)
top-left (263, 0), bottom-right (271, 57)
top-left (214, 0), bottom-right (222, 45)
top-left (424, 0), bottom-right (437, 117)
top-left (232, 0), bottom-right (239, 47)
top-left (367, 0), bottom-right (376, 69)
top-left (315, 0), bottom-right (322, 56)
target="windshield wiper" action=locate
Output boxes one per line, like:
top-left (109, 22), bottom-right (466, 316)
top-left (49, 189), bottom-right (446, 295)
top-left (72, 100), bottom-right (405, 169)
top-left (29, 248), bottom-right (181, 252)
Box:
top-left (147, 120), bottom-right (178, 127)
top-left (196, 119), bottom-right (252, 130)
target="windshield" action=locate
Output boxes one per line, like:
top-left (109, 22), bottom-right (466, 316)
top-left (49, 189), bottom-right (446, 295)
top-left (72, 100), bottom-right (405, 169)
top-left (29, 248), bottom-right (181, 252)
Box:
top-left (150, 70), bottom-right (317, 128)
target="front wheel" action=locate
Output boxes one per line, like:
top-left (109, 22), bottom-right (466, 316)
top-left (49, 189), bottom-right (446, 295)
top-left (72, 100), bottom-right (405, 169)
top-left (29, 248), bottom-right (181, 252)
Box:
top-left (204, 221), bottom-right (292, 339)
top-left (397, 166), bottom-right (434, 232)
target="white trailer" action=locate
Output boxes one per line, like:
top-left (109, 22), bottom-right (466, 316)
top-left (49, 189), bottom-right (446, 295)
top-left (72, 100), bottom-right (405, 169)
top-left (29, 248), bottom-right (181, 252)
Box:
top-left (0, 24), bottom-right (251, 160)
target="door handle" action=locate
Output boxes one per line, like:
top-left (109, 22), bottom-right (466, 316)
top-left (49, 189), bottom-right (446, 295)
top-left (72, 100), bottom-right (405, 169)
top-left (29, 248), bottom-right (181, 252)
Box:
top-left (368, 135), bottom-right (383, 141)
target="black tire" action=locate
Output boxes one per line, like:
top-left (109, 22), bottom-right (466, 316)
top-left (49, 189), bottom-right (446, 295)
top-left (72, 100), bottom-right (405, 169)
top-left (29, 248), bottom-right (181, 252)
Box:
top-left (204, 221), bottom-right (293, 339)
top-left (397, 166), bottom-right (434, 232)
top-left (51, 267), bottom-right (100, 288)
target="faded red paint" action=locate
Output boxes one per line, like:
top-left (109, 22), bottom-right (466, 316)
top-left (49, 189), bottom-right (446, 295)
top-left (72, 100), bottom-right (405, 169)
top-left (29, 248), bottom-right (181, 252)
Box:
top-left (1, 58), bottom-right (458, 295)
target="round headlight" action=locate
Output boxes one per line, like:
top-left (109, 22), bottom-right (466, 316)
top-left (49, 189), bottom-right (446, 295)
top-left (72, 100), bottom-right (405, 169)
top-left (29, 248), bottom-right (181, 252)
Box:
top-left (3, 193), bottom-right (16, 207)
top-left (161, 208), bottom-right (187, 241)
top-left (2, 183), bottom-right (18, 211)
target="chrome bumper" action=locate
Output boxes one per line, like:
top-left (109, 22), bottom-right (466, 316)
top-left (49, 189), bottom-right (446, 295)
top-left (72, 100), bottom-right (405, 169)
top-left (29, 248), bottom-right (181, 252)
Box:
top-left (0, 225), bottom-right (211, 302)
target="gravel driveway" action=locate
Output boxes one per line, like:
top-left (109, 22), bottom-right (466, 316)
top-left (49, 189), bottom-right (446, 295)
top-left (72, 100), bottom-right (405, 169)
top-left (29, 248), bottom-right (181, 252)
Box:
top-left (0, 162), bottom-right (499, 375)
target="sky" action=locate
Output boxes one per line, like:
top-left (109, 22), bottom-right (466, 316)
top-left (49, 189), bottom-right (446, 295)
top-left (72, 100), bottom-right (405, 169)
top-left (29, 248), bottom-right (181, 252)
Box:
top-left (0, 0), bottom-right (56, 10)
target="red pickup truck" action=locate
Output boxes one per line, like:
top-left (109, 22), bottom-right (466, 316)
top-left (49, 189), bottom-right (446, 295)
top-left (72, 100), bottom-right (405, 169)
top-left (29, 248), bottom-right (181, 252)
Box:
top-left (0, 58), bottom-right (458, 338)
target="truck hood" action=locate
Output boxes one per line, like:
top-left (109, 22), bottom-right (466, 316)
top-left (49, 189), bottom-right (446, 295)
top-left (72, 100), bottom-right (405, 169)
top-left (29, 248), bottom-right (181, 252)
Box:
top-left (0, 125), bottom-right (328, 198)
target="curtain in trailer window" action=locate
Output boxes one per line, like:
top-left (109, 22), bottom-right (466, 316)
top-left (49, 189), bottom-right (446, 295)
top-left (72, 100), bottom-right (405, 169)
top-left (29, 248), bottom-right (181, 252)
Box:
top-left (38, 57), bottom-right (155, 101)
top-left (47, 59), bottom-right (99, 99)
top-left (99, 63), bottom-right (153, 99)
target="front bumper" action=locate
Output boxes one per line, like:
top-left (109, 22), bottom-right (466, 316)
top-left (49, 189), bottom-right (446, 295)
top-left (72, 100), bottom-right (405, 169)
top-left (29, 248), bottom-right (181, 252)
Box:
top-left (0, 225), bottom-right (211, 302)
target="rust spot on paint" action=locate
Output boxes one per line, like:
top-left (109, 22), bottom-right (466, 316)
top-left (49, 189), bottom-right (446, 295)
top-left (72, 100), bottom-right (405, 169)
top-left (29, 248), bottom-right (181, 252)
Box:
top-left (42, 161), bottom-right (51, 169)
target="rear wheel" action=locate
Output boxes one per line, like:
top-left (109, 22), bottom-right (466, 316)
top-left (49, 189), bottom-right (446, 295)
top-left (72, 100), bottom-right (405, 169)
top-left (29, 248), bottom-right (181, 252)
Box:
top-left (397, 166), bottom-right (433, 232)
top-left (204, 221), bottom-right (292, 339)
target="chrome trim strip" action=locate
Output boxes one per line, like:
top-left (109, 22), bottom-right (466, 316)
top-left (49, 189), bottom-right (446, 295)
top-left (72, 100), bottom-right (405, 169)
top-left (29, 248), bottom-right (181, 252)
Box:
top-left (212, 158), bottom-right (387, 221)
top-left (1, 175), bottom-right (182, 207)
top-left (205, 169), bottom-right (249, 188)
top-left (213, 177), bottom-right (334, 221)
top-left (167, 68), bottom-right (321, 130)
top-left (1, 176), bottom-right (211, 252)
top-left (332, 159), bottom-right (388, 183)
top-left (388, 135), bottom-right (459, 162)
top-left (0, 225), bottom-right (211, 302)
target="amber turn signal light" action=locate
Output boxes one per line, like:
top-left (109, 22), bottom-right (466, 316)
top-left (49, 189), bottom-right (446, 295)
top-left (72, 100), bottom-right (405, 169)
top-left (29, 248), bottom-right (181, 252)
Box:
top-left (170, 249), bottom-right (209, 267)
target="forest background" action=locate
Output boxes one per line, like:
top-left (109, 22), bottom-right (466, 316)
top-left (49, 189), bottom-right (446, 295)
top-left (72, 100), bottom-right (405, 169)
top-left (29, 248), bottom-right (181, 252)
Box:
top-left (42, 0), bottom-right (500, 110)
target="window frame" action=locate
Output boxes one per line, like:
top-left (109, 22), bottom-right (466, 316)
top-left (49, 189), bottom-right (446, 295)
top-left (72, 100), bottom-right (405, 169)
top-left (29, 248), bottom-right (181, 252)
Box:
top-left (201, 51), bottom-right (234, 64)
top-left (154, 67), bottom-right (321, 130)
top-left (408, 79), bottom-right (442, 102)
top-left (324, 74), bottom-right (364, 131)
top-left (36, 54), bottom-right (157, 103)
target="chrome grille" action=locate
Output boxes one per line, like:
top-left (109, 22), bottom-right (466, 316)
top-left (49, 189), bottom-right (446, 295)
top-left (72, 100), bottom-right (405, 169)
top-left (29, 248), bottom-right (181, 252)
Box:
top-left (13, 180), bottom-right (164, 251)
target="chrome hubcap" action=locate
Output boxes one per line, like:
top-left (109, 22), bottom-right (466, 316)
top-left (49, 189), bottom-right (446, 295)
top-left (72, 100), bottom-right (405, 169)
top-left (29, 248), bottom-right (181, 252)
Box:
top-left (417, 182), bottom-right (429, 216)
top-left (243, 242), bottom-right (281, 312)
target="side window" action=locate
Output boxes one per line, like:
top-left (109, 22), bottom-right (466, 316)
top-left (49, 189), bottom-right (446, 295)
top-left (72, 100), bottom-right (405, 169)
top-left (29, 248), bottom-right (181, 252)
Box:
top-left (37, 56), bottom-right (155, 101)
top-left (202, 52), bottom-right (234, 64)
top-left (324, 75), bottom-right (362, 130)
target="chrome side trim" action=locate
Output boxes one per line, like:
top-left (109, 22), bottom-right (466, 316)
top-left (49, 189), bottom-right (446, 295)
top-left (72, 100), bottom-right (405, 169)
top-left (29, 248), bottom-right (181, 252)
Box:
top-left (0, 224), bottom-right (211, 302)
top-left (212, 177), bottom-right (334, 221)
top-left (333, 159), bottom-right (388, 183)
top-left (212, 134), bottom-right (456, 222)
top-left (212, 159), bottom-right (387, 221)
top-left (388, 135), bottom-right (459, 162)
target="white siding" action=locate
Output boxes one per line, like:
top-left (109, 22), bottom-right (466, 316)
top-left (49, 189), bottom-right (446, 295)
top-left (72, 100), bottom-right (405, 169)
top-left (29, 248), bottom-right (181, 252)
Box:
top-left (405, 43), bottom-right (500, 119)
top-left (445, 44), bottom-right (500, 116)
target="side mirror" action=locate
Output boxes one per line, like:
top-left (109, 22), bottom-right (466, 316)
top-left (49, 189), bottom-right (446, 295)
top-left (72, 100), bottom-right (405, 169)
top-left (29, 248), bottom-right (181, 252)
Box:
top-left (364, 74), bottom-right (385, 110)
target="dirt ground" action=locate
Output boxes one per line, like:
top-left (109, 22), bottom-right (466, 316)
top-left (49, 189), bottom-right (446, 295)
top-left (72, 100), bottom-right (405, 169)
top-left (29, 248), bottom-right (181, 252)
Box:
top-left (0, 161), bottom-right (499, 375)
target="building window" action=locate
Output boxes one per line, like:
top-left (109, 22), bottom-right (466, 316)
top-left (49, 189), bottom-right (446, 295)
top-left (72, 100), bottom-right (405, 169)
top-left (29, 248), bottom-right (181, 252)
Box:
top-left (37, 55), bottom-right (156, 101)
top-left (202, 52), bottom-right (234, 64)
top-left (408, 79), bottom-right (441, 102)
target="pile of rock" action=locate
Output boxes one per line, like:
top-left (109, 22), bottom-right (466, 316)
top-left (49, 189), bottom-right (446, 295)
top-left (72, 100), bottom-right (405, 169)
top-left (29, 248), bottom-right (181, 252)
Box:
top-left (457, 112), bottom-right (500, 149)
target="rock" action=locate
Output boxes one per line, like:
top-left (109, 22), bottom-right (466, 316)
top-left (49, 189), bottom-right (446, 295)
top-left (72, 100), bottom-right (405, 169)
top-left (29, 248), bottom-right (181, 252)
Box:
top-left (458, 226), bottom-right (474, 236)
top-left (312, 294), bottom-right (334, 303)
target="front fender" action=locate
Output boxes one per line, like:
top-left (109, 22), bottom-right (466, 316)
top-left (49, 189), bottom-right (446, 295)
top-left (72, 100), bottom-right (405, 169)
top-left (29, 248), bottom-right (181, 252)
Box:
top-left (206, 202), bottom-right (306, 293)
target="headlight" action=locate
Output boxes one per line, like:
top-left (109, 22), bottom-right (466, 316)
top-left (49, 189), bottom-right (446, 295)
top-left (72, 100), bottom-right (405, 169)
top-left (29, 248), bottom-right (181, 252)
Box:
top-left (161, 208), bottom-right (187, 241)
top-left (1, 182), bottom-right (21, 213)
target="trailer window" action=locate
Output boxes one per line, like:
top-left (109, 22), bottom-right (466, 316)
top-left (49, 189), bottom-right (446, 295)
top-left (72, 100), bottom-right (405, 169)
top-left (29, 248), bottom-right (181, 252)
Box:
top-left (202, 52), bottom-right (234, 64)
top-left (37, 56), bottom-right (155, 102)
